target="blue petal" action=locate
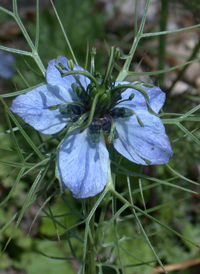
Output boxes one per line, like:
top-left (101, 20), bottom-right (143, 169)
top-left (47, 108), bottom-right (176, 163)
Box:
top-left (10, 84), bottom-right (71, 134)
top-left (57, 129), bottom-right (109, 198)
top-left (46, 56), bottom-right (90, 94)
top-left (113, 110), bottom-right (173, 165)
top-left (115, 82), bottom-right (166, 114)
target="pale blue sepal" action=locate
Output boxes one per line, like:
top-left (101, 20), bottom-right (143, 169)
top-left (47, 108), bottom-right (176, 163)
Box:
top-left (113, 110), bottom-right (173, 165)
top-left (10, 84), bottom-right (72, 134)
top-left (56, 129), bottom-right (109, 198)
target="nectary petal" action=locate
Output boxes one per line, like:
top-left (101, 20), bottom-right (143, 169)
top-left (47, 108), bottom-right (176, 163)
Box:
top-left (57, 129), bottom-right (109, 198)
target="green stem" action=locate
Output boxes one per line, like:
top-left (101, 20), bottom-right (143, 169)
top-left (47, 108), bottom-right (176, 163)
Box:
top-left (116, 0), bottom-right (150, 81)
top-left (12, 0), bottom-right (46, 75)
top-left (87, 197), bottom-right (96, 274)
top-left (158, 0), bottom-right (169, 88)
top-left (110, 189), bottom-right (167, 274)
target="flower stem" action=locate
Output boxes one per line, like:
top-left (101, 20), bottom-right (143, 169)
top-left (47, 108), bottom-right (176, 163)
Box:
top-left (87, 196), bottom-right (96, 274)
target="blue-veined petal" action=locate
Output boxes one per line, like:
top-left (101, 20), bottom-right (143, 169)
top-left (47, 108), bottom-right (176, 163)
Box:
top-left (115, 82), bottom-right (166, 114)
top-left (113, 110), bottom-right (173, 165)
top-left (46, 56), bottom-right (90, 93)
top-left (10, 84), bottom-right (71, 134)
top-left (56, 129), bottom-right (109, 198)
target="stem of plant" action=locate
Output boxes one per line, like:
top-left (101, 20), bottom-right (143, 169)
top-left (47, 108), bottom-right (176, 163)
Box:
top-left (158, 0), bottom-right (169, 89)
top-left (87, 196), bottom-right (96, 274)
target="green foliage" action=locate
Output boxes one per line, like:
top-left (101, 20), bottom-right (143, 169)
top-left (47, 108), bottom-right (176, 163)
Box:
top-left (39, 197), bottom-right (78, 237)
top-left (16, 240), bottom-right (74, 274)
top-left (0, 0), bottom-right (200, 273)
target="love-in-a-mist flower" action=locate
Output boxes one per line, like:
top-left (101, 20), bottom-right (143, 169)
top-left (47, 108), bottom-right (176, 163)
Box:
top-left (10, 52), bottom-right (173, 198)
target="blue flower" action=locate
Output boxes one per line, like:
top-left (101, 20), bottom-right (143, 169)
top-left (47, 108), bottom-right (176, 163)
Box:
top-left (10, 56), bottom-right (173, 198)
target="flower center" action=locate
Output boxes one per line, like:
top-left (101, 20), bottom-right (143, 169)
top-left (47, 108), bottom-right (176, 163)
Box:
top-left (50, 49), bottom-right (154, 143)
top-left (52, 69), bottom-right (134, 143)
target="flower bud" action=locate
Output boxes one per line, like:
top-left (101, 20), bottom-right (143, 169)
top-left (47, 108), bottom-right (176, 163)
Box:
top-left (114, 47), bottom-right (121, 60)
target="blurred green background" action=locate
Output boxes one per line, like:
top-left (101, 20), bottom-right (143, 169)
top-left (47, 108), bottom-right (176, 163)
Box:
top-left (0, 0), bottom-right (200, 273)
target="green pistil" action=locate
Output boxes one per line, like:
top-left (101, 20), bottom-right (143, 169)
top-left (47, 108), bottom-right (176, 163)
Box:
top-left (54, 57), bottom-right (154, 142)
top-left (90, 47), bottom-right (96, 75)
top-left (105, 115), bottom-right (116, 144)
top-left (101, 47), bottom-right (120, 88)
top-left (66, 112), bottom-right (90, 134)
top-left (101, 47), bottom-right (115, 86)
top-left (81, 93), bottom-right (100, 130)
top-left (61, 70), bottom-right (99, 87)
